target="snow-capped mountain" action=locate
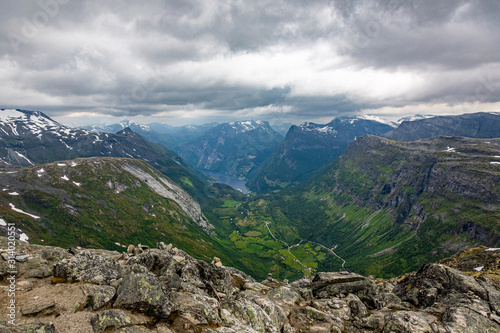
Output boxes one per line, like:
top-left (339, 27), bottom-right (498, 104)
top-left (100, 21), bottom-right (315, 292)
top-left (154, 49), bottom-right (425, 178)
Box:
top-left (178, 120), bottom-right (284, 178)
top-left (247, 115), bottom-right (395, 192)
top-left (80, 120), bottom-right (153, 134)
top-left (396, 114), bottom-right (436, 124)
top-left (0, 109), bottom-right (208, 197)
top-left (79, 121), bottom-right (219, 153)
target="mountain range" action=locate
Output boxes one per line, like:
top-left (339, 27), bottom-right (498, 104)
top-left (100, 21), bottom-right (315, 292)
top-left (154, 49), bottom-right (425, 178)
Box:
top-left (178, 120), bottom-right (283, 178)
top-left (247, 116), bottom-right (395, 192)
top-left (2, 108), bottom-right (500, 281)
top-left (0, 109), bottom-right (209, 201)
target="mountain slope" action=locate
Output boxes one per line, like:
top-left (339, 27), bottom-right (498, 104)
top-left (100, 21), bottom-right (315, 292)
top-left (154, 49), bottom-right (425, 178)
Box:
top-left (0, 109), bottom-right (209, 200)
top-left (264, 135), bottom-right (500, 277)
top-left (247, 116), bottom-right (395, 192)
top-left (0, 157), bottom-right (217, 255)
top-left (178, 120), bottom-right (283, 177)
top-left (384, 112), bottom-right (500, 141)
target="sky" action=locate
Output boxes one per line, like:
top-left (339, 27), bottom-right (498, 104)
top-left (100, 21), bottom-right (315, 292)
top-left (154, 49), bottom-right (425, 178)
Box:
top-left (0, 0), bottom-right (499, 126)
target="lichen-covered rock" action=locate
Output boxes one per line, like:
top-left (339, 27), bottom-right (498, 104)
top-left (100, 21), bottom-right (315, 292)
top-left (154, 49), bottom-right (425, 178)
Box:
top-left (170, 291), bottom-right (221, 325)
top-left (114, 272), bottom-right (173, 318)
top-left (442, 306), bottom-right (500, 333)
top-left (221, 296), bottom-right (279, 332)
top-left (81, 284), bottom-right (116, 310)
top-left (345, 293), bottom-right (368, 319)
top-left (311, 272), bottom-right (377, 305)
top-left (394, 263), bottom-right (488, 307)
top-left (382, 310), bottom-right (437, 333)
top-left (90, 309), bottom-right (134, 332)
top-left (53, 250), bottom-right (121, 284)
top-left (21, 300), bottom-right (55, 316)
top-left (268, 285), bottom-right (302, 305)
top-left (116, 326), bottom-right (153, 333)
top-left (0, 322), bottom-right (56, 333)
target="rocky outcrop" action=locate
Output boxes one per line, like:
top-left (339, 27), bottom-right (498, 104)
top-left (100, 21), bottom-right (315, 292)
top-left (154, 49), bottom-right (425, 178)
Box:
top-left (3, 237), bottom-right (500, 332)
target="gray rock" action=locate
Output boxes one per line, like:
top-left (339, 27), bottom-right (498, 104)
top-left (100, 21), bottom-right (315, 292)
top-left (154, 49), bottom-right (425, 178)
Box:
top-left (0, 322), bottom-right (55, 333)
top-left (311, 272), bottom-right (377, 304)
top-left (81, 284), bottom-right (116, 310)
top-left (90, 309), bottom-right (135, 333)
top-left (171, 291), bottom-right (221, 325)
top-left (116, 326), bottom-right (153, 333)
top-left (53, 250), bottom-right (121, 284)
top-left (21, 300), bottom-right (56, 316)
top-left (394, 263), bottom-right (488, 308)
top-left (443, 306), bottom-right (500, 333)
top-left (15, 254), bottom-right (29, 262)
top-left (268, 286), bottom-right (302, 305)
top-left (383, 310), bottom-right (437, 333)
top-left (114, 272), bottom-right (173, 318)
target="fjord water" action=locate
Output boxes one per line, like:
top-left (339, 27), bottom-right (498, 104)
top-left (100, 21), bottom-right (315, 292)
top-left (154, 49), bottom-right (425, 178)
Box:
top-left (200, 169), bottom-right (249, 194)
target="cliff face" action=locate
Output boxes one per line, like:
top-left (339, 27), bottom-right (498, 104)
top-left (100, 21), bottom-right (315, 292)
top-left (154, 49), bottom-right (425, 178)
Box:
top-left (265, 135), bottom-right (500, 277)
top-left (323, 135), bottom-right (500, 240)
top-left (384, 112), bottom-right (500, 142)
top-left (2, 237), bottom-right (500, 333)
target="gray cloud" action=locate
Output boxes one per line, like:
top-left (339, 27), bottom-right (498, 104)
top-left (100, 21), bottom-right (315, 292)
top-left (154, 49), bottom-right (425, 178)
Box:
top-left (0, 0), bottom-right (499, 125)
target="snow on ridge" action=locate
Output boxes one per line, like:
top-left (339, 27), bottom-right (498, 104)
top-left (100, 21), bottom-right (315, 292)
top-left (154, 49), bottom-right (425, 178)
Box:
top-left (0, 109), bottom-right (27, 122)
top-left (397, 114), bottom-right (436, 124)
top-left (299, 122), bottom-right (337, 135)
top-left (9, 203), bottom-right (40, 219)
top-left (357, 115), bottom-right (397, 127)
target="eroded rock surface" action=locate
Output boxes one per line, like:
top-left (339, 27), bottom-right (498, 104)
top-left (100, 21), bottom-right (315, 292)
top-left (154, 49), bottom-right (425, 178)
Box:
top-left (2, 238), bottom-right (500, 332)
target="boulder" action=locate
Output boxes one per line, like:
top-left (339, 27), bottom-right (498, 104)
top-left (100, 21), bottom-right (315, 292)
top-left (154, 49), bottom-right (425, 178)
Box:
top-left (53, 250), bottom-right (121, 285)
top-left (21, 300), bottom-right (55, 316)
top-left (170, 291), bottom-right (221, 325)
top-left (311, 272), bottom-right (377, 305)
top-left (443, 306), bottom-right (500, 333)
top-left (382, 310), bottom-right (437, 333)
top-left (114, 272), bottom-right (173, 318)
top-left (394, 263), bottom-right (488, 307)
top-left (81, 284), bottom-right (116, 310)
top-left (0, 322), bottom-right (55, 333)
top-left (90, 309), bottom-right (135, 333)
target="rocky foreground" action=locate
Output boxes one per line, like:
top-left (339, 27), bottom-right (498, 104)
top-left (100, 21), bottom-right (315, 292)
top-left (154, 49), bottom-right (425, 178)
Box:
top-left (1, 238), bottom-right (500, 332)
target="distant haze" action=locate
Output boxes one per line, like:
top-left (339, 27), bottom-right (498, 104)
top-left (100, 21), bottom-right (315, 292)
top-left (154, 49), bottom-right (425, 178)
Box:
top-left (0, 0), bottom-right (499, 126)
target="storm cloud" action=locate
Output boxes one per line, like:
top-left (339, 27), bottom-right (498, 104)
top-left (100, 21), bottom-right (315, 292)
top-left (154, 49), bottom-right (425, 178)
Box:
top-left (0, 0), bottom-right (499, 125)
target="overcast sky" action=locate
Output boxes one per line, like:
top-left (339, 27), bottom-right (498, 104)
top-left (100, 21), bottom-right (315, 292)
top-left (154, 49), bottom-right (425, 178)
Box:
top-left (1, 0), bottom-right (499, 126)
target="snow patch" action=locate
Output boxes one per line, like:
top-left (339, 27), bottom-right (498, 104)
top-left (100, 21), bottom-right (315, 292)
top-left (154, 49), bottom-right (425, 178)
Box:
top-left (15, 151), bottom-right (34, 165)
top-left (57, 163), bottom-right (67, 166)
top-left (491, 162), bottom-right (500, 165)
top-left (9, 203), bottom-right (40, 219)
top-left (59, 139), bottom-right (73, 150)
top-left (72, 181), bottom-right (81, 187)
top-left (19, 232), bottom-right (29, 242)
top-left (8, 192), bottom-right (19, 196)
top-left (474, 266), bottom-right (484, 272)
top-left (0, 218), bottom-right (6, 226)
top-left (486, 248), bottom-right (500, 251)
top-left (445, 147), bottom-right (456, 152)
top-left (61, 175), bottom-right (69, 181)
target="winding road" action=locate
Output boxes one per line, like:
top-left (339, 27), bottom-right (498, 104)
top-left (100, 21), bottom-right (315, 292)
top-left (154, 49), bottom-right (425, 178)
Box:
top-left (264, 221), bottom-right (347, 272)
